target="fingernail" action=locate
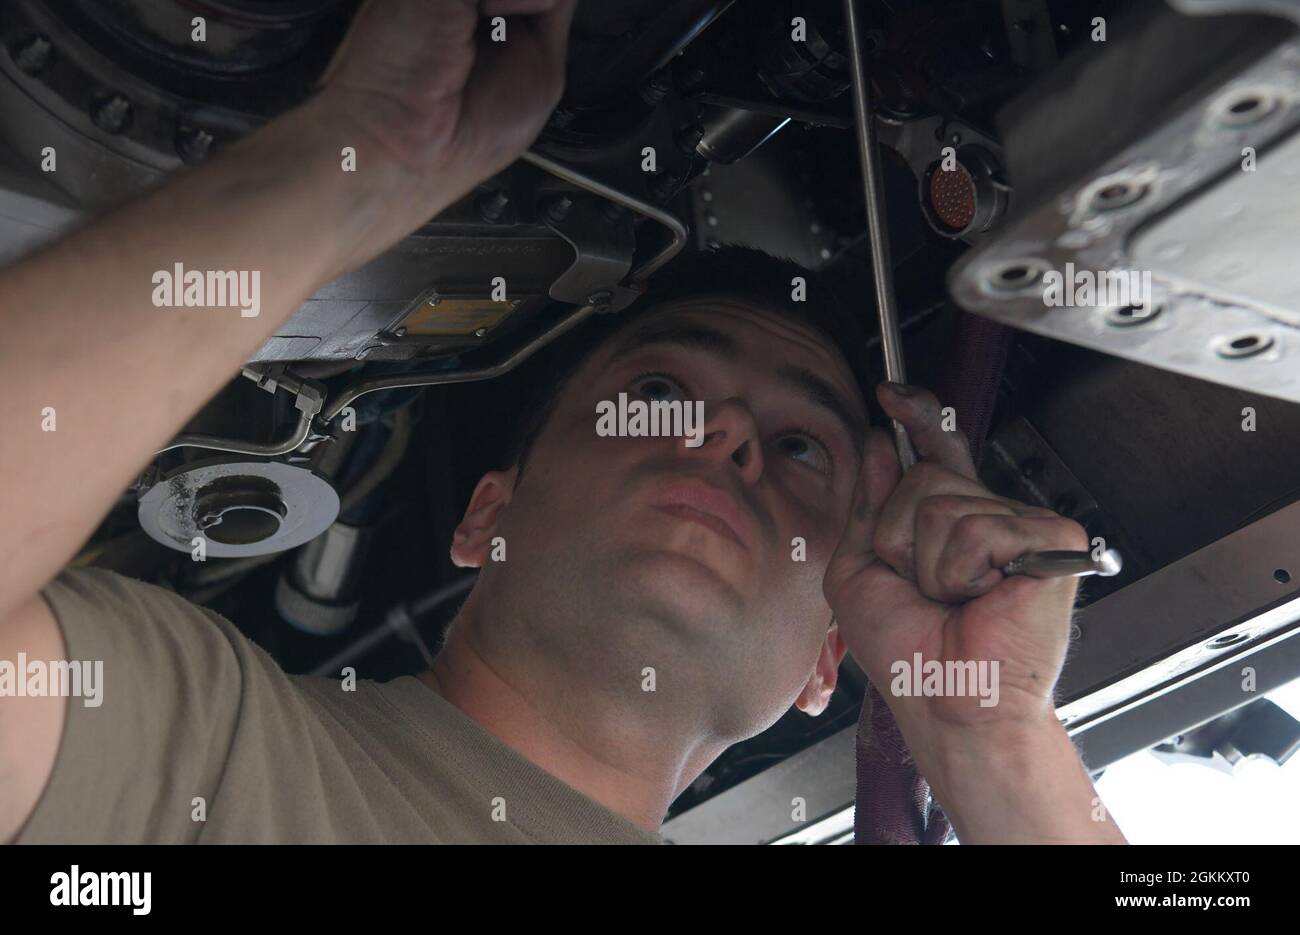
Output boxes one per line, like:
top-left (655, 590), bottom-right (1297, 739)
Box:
top-left (883, 381), bottom-right (917, 396)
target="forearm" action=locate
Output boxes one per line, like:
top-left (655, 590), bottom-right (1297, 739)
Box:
top-left (907, 712), bottom-right (1128, 844)
top-left (0, 91), bottom-right (472, 619)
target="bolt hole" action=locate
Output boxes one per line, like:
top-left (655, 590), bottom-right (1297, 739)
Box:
top-left (986, 260), bottom-right (1044, 293)
top-left (1275, 568), bottom-right (1292, 584)
top-left (1090, 178), bottom-right (1147, 211)
top-left (1215, 332), bottom-right (1273, 359)
top-left (1106, 303), bottom-right (1161, 327)
top-left (1215, 89), bottom-right (1279, 127)
top-left (1207, 632), bottom-right (1250, 650)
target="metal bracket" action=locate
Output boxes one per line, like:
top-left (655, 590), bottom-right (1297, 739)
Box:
top-left (542, 194), bottom-right (641, 311)
top-left (1151, 697), bottom-right (1300, 772)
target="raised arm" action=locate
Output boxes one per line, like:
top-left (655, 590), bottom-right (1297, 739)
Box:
top-left (0, 0), bottom-right (576, 842)
top-left (0, 0), bottom-right (575, 624)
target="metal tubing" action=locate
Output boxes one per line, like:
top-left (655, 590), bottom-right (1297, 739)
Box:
top-left (319, 300), bottom-right (599, 424)
top-left (156, 407), bottom-right (314, 457)
top-left (842, 0), bottom-right (917, 470)
top-left (521, 149), bottom-right (688, 282)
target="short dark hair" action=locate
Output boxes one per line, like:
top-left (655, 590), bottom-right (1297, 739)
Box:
top-left (503, 244), bottom-right (878, 472)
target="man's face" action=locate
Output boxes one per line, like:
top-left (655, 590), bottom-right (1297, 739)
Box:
top-left (460, 296), bottom-right (867, 740)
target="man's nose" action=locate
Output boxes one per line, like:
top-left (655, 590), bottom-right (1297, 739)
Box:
top-left (676, 398), bottom-right (764, 484)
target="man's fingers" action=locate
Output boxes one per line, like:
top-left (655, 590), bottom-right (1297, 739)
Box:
top-left (876, 382), bottom-right (977, 479)
top-left (862, 427), bottom-right (900, 531)
top-left (926, 512), bottom-right (1089, 603)
top-left (913, 494), bottom-right (1018, 599)
top-left (826, 429), bottom-right (898, 595)
top-left (844, 428), bottom-right (899, 548)
top-left (874, 463), bottom-right (989, 579)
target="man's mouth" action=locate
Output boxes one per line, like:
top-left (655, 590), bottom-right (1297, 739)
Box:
top-left (651, 479), bottom-right (754, 551)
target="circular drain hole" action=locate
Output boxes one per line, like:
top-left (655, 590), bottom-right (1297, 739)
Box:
top-left (1106, 303), bottom-right (1161, 327)
top-left (1215, 332), bottom-right (1273, 359)
top-left (985, 259), bottom-right (1045, 293)
top-left (1276, 568), bottom-right (1292, 584)
top-left (1207, 632), bottom-right (1250, 650)
top-left (194, 477), bottom-right (288, 546)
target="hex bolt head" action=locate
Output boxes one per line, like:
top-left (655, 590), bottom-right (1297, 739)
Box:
top-left (544, 194), bottom-right (574, 223)
top-left (175, 126), bottom-right (214, 163)
top-left (12, 34), bottom-right (52, 75)
top-left (91, 92), bottom-right (133, 134)
top-left (476, 190), bottom-right (511, 223)
top-left (587, 290), bottom-right (613, 313)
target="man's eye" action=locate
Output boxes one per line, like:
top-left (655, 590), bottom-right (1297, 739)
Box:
top-left (630, 372), bottom-right (688, 402)
top-left (774, 432), bottom-right (832, 474)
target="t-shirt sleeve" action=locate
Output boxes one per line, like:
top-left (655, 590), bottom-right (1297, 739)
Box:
top-left (15, 566), bottom-right (290, 843)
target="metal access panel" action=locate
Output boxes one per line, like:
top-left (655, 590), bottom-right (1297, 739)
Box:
top-left (948, 0), bottom-right (1300, 404)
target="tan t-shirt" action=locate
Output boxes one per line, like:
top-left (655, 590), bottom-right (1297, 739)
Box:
top-left (16, 567), bottom-right (663, 845)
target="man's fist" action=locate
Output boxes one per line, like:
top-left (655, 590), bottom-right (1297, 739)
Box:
top-left (824, 382), bottom-right (1088, 734)
top-left (320, 0), bottom-right (577, 183)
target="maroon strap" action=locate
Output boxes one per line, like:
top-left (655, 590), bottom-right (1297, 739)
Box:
top-left (935, 311), bottom-right (1013, 461)
top-left (853, 684), bottom-right (952, 845)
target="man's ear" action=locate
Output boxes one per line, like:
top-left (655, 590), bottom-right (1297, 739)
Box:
top-left (450, 466), bottom-right (518, 568)
top-left (794, 621), bottom-right (848, 716)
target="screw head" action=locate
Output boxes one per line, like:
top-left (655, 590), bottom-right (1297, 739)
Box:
top-left (91, 93), bottom-right (133, 134)
top-left (474, 327), bottom-right (488, 338)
